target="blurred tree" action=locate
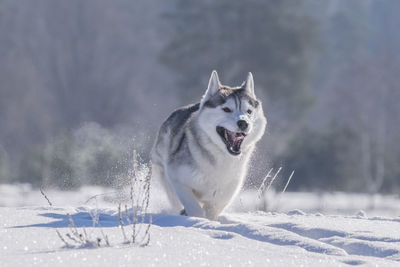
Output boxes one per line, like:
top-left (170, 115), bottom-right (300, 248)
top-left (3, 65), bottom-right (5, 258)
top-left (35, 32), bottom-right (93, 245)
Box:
top-left (384, 133), bottom-right (400, 193)
top-left (0, 0), bottom-right (170, 186)
top-left (161, 0), bottom-right (317, 119)
top-left (18, 146), bottom-right (47, 186)
top-left (0, 146), bottom-right (10, 183)
top-left (315, 0), bottom-right (400, 194)
top-left (43, 133), bottom-right (79, 189)
top-left (36, 123), bottom-right (137, 189)
top-left (330, 54), bottom-right (400, 194)
top-left (70, 123), bottom-right (131, 187)
top-left (282, 123), bottom-right (360, 191)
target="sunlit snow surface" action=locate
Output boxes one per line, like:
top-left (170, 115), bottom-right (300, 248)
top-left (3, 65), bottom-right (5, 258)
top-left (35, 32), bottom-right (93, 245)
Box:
top-left (1, 184), bottom-right (400, 266)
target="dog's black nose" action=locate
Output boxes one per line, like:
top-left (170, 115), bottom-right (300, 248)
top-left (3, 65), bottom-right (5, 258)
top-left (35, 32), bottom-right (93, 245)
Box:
top-left (237, 120), bottom-right (248, 131)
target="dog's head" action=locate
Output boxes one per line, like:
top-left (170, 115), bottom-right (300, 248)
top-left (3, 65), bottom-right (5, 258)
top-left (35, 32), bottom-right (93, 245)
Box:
top-left (197, 71), bottom-right (267, 156)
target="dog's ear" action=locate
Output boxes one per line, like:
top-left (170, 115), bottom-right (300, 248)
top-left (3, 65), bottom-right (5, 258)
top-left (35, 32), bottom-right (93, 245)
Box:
top-left (200, 70), bottom-right (220, 108)
top-left (243, 72), bottom-right (255, 97)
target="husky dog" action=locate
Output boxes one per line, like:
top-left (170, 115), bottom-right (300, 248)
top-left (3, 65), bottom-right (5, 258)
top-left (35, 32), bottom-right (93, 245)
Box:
top-left (151, 71), bottom-right (266, 220)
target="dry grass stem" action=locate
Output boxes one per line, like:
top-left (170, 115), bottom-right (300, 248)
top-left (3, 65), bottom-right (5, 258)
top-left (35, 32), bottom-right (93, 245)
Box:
top-left (257, 167), bottom-right (282, 199)
top-left (257, 168), bottom-right (274, 198)
top-left (56, 229), bottom-right (71, 247)
top-left (118, 204), bottom-right (128, 243)
top-left (282, 170), bottom-right (295, 194)
top-left (40, 187), bottom-right (53, 206)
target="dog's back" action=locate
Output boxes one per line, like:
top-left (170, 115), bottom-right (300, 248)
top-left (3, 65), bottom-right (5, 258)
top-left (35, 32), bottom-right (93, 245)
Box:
top-left (152, 103), bottom-right (199, 165)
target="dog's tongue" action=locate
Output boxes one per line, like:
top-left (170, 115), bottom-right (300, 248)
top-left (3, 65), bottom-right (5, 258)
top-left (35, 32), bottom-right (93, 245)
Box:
top-left (226, 130), bottom-right (245, 152)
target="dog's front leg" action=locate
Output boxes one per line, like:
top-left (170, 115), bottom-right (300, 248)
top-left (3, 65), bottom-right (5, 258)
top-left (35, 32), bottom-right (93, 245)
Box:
top-left (173, 183), bottom-right (205, 218)
top-left (203, 202), bottom-right (227, 220)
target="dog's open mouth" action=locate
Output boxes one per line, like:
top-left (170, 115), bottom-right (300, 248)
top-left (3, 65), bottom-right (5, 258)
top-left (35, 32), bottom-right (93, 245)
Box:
top-left (216, 126), bottom-right (246, 155)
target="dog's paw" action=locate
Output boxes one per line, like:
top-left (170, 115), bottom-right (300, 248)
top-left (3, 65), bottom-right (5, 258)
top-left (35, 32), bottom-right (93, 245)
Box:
top-left (180, 209), bottom-right (187, 216)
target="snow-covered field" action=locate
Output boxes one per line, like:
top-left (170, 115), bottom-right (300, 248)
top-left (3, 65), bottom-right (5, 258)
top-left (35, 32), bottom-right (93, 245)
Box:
top-left (1, 184), bottom-right (400, 266)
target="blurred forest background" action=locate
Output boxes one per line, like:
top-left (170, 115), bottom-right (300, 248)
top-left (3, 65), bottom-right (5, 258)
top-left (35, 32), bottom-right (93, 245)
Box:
top-left (0, 0), bottom-right (399, 194)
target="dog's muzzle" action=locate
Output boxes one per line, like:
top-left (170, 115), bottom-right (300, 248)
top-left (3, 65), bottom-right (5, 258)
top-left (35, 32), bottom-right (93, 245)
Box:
top-left (216, 126), bottom-right (246, 155)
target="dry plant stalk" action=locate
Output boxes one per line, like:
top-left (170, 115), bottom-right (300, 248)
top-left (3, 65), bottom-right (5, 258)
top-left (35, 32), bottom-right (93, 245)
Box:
top-left (138, 164), bottom-right (152, 246)
top-left (40, 187), bottom-right (53, 206)
top-left (131, 151), bottom-right (138, 243)
top-left (118, 204), bottom-right (128, 243)
top-left (56, 213), bottom-right (110, 248)
top-left (117, 158), bottom-right (152, 246)
top-left (257, 167), bottom-right (282, 199)
top-left (282, 170), bottom-right (295, 194)
top-left (56, 229), bottom-right (71, 247)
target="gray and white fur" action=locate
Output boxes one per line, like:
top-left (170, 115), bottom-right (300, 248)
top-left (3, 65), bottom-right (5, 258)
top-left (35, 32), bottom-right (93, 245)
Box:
top-left (151, 71), bottom-right (267, 220)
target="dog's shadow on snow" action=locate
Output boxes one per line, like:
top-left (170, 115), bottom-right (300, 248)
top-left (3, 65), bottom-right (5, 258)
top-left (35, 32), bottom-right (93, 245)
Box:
top-left (12, 209), bottom-right (208, 229)
top-left (10, 209), bottom-right (296, 247)
top-left (13, 209), bottom-right (242, 242)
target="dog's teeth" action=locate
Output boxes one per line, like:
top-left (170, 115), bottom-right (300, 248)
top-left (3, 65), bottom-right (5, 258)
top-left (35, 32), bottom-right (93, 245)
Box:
top-left (224, 130), bottom-right (228, 140)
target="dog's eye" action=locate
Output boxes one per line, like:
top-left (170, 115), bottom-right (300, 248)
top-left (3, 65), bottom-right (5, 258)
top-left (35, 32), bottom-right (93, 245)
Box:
top-left (247, 109), bottom-right (252, 114)
top-left (222, 107), bottom-right (232, 113)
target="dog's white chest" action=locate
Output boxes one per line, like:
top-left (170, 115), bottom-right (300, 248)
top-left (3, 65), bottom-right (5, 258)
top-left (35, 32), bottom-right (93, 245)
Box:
top-left (190, 157), bottom-right (247, 202)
